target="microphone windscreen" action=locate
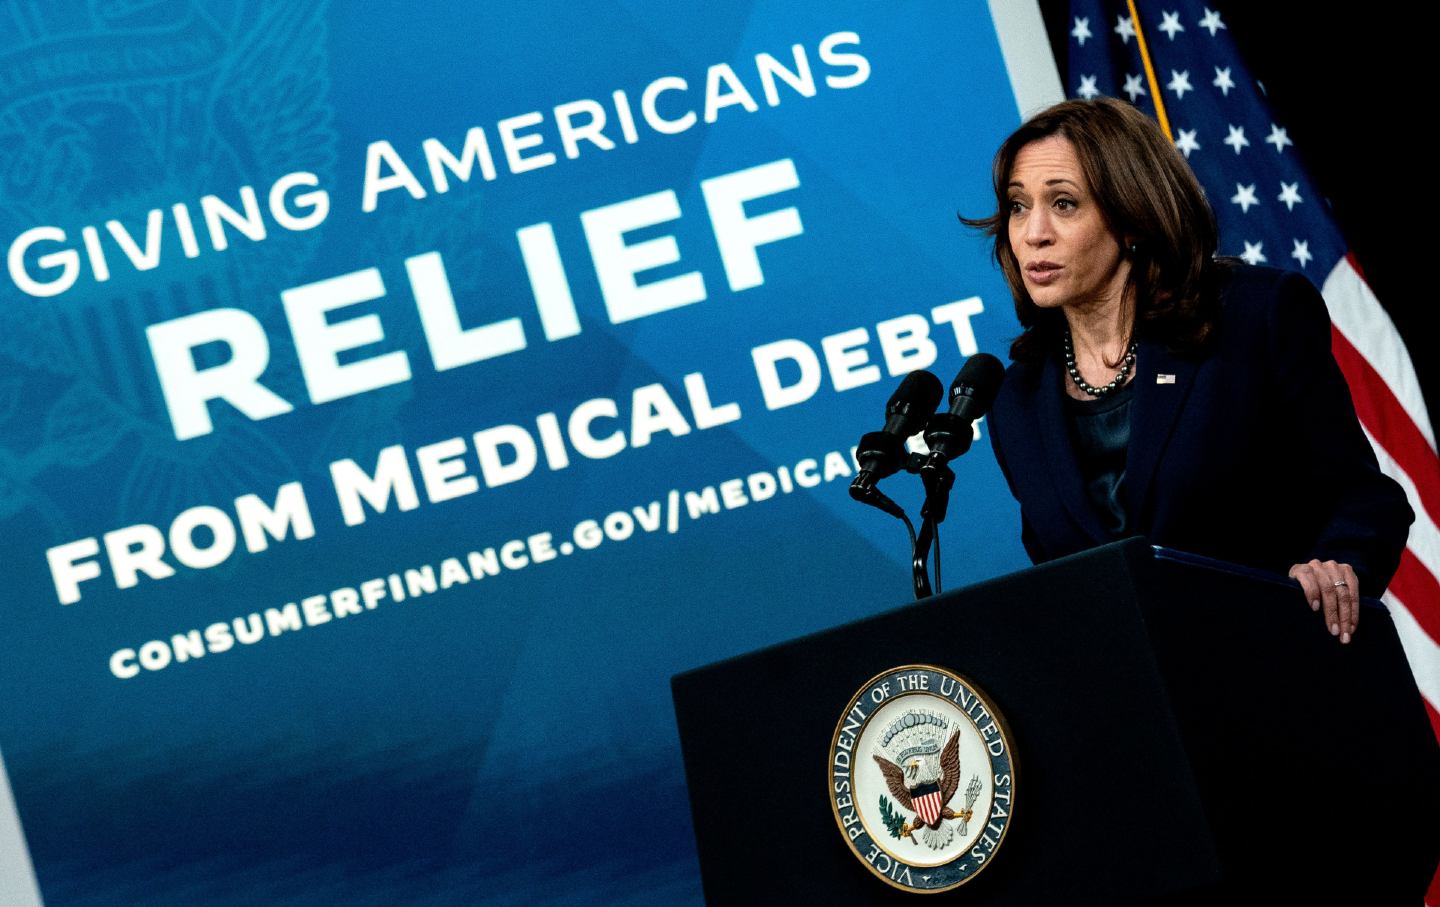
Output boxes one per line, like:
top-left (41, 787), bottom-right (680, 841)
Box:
top-left (949, 353), bottom-right (1005, 413)
top-left (886, 370), bottom-right (945, 437)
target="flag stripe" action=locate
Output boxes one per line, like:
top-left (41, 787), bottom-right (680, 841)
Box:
top-left (1332, 328), bottom-right (1440, 528)
top-left (1389, 550), bottom-right (1440, 650)
top-left (1384, 591), bottom-right (1440, 716)
top-left (1362, 426), bottom-right (1440, 597)
top-left (1324, 256), bottom-right (1437, 451)
top-left (1426, 690), bottom-right (1440, 745)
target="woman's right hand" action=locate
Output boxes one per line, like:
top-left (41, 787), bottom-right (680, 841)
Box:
top-left (1288, 559), bottom-right (1360, 644)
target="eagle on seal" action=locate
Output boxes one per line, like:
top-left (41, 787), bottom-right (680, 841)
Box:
top-left (873, 728), bottom-right (972, 848)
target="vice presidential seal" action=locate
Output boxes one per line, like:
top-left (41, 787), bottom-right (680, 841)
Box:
top-left (828, 665), bottom-right (1016, 892)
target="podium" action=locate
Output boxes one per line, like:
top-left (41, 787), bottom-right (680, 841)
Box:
top-left (671, 540), bottom-right (1440, 904)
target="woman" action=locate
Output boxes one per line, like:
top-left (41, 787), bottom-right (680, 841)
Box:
top-left (966, 98), bottom-right (1412, 644)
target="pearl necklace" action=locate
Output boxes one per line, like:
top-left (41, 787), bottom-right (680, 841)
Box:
top-left (1063, 328), bottom-right (1137, 398)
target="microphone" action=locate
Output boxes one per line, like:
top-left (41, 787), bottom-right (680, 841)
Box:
top-left (850, 370), bottom-right (944, 499)
top-left (923, 353), bottom-right (1005, 465)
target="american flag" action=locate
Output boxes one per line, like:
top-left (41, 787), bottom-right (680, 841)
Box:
top-left (1067, 2), bottom-right (1440, 898)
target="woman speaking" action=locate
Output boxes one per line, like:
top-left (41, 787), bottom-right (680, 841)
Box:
top-left (967, 98), bottom-right (1412, 644)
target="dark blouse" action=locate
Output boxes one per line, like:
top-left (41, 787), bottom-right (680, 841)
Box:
top-left (1064, 382), bottom-right (1134, 538)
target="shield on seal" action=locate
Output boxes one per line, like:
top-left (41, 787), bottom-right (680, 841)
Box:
top-left (912, 785), bottom-right (943, 826)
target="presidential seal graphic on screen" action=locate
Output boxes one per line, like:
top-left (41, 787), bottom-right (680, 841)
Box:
top-left (829, 665), bottom-right (1015, 893)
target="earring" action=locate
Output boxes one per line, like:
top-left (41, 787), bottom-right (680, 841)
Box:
top-left (1128, 241), bottom-right (1140, 255)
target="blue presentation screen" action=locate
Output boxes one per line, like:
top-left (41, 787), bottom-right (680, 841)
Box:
top-left (0, 2), bottom-right (1041, 902)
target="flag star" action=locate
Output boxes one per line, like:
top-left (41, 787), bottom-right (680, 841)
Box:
top-left (1077, 74), bottom-right (1101, 100)
top-left (1114, 14), bottom-right (1136, 43)
top-left (1175, 128), bottom-right (1201, 158)
top-left (1231, 183), bottom-right (1259, 213)
top-left (1278, 181), bottom-right (1303, 211)
top-left (1072, 16), bottom-right (1093, 45)
top-left (1198, 7), bottom-right (1227, 37)
top-left (1241, 240), bottom-right (1267, 265)
top-left (1291, 239), bottom-right (1313, 268)
top-left (1224, 124), bottom-right (1250, 154)
top-left (1212, 66), bottom-right (1235, 96)
top-left (1122, 73), bottom-right (1148, 101)
top-left (1159, 11), bottom-right (1186, 39)
top-left (1167, 69), bottom-right (1193, 99)
top-left (1266, 123), bottom-right (1294, 153)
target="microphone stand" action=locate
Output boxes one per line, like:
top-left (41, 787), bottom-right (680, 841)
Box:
top-left (851, 452), bottom-right (932, 599)
top-left (912, 456), bottom-right (955, 599)
top-left (849, 355), bottom-right (1001, 603)
top-left (852, 451), bottom-right (955, 601)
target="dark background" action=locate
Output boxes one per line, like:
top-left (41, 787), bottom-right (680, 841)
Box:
top-left (1039, 1), bottom-right (1437, 433)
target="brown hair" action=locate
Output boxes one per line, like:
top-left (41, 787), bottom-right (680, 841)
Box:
top-left (962, 97), bottom-right (1222, 364)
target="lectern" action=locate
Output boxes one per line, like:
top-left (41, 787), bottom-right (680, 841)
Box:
top-left (671, 540), bottom-right (1440, 904)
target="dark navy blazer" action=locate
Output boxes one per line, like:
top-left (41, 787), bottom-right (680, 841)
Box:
top-left (988, 264), bottom-right (1413, 598)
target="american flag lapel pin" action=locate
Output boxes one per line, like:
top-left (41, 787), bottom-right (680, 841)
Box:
top-left (1157, 374), bottom-right (1176, 384)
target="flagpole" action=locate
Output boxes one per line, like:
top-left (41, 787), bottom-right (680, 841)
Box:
top-left (1126, 0), bottom-right (1173, 140)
